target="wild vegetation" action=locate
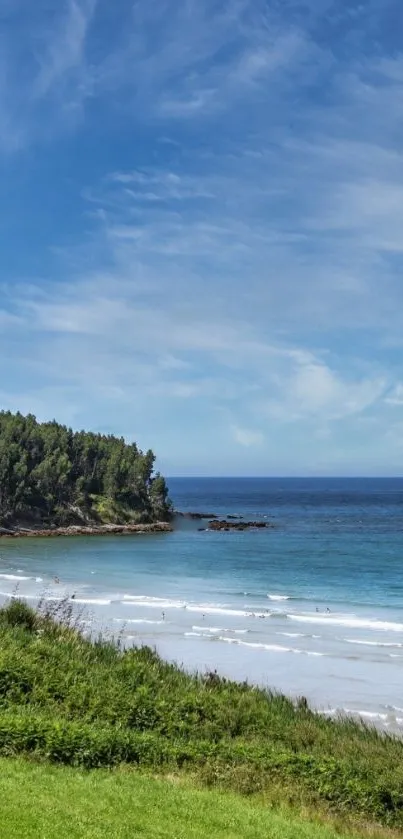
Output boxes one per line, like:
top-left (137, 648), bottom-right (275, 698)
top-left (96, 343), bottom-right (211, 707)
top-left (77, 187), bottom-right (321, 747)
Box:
top-left (0, 598), bottom-right (402, 834)
top-left (0, 411), bottom-right (171, 527)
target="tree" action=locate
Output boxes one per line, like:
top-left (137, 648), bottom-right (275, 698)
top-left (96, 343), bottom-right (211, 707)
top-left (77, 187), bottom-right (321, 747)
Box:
top-left (0, 411), bottom-right (172, 525)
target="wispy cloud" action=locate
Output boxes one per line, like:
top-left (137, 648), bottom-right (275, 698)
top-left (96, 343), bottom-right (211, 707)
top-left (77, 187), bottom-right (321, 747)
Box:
top-left (0, 0), bottom-right (96, 150)
top-left (231, 426), bottom-right (264, 447)
top-left (34, 0), bottom-right (96, 99)
top-left (1, 0), bottom-right (403, 473)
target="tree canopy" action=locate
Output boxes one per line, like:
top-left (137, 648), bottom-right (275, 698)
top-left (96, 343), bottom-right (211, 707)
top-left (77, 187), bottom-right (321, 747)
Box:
top-left (0, 411), bottom-right (171, 526)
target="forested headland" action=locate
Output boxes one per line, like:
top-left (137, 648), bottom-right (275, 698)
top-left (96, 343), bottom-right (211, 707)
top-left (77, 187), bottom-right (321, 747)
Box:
top-left (0, 411), bottom-right (172, 528)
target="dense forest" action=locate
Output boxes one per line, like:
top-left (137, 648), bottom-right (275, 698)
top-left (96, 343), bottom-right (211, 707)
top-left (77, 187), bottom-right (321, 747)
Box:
top-left (0, 411), bottom-right (172, 527)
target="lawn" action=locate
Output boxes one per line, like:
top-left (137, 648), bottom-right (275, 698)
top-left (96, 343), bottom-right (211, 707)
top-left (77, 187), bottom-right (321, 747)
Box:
top-left (0, 758), bottom-right (362, 839)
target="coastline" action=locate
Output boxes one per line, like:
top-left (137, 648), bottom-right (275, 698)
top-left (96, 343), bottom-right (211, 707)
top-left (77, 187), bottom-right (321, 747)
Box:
top-left (0, 475), bottom-right (402, 737)
top-left (0, 522), bottom-right (173, 538)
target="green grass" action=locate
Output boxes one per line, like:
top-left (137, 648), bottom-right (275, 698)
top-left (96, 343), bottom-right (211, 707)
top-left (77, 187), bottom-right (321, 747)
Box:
top-left (0, 758), bottom-right (364, 839)
top-left (0, 599), bottom-right (402, 834)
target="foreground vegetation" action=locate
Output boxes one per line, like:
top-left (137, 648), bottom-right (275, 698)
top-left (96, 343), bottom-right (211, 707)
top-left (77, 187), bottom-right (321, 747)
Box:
top-left (0, 599), bottom-right (402, 834)
top-left (0, 759), bottom-right (366, 839)
top-left (0, 411), bottom-right (171, 526)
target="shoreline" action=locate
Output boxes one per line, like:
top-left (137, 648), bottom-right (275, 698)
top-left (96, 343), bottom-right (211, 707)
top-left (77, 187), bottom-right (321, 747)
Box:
top-left (0, 522), bottom-right (173, 538)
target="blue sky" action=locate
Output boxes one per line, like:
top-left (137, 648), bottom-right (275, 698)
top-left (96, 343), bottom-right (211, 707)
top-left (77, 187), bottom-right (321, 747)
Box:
top-left (1, 0), bottom-right (403, 476)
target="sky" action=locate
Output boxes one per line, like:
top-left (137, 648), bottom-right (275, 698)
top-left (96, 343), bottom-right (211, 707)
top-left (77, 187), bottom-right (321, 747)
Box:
top-left (1, 0), bottom-right (403, 476)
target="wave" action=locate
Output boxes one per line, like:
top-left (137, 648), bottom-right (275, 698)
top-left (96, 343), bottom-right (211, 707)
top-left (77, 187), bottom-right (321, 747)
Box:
top-left (121, 596), bottom-right (268, 618)
top-left (185, 631), bottom-right (215, 638)
top-left (322, 707), bottom-right (403, 727)
top-left (267, 594), bottom-right (291, 601)
top-left (278, 632), bottom-right (306, 639)
top-left (192, 625), bottom-right (250, 635)
top-left (344, 638), bottom-right (403, 648)
top-left (288, 613), bottom-right (403, 632)
top-left (113, 618), bottom-right (164, 626)
top-left (0, 574), bottom-right (31, 581)
top-left (0, 591), bottom-right (38, 601)
top-left (322, 708), bottom-right (390, 722)
top-left (72, 598), bottom-right (111, 606)
top-left (217, 637), bottom-right (325, 657)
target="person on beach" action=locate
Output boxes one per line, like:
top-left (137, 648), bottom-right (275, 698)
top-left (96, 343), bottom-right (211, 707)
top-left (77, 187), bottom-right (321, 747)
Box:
top-left (53, 576), bottom-right (60, 584)
top-left (162, 611), bottom-right (165, 620)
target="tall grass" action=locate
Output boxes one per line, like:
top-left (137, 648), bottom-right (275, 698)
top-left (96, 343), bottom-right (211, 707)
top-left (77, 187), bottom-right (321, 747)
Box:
top-left (0, 598), bottom-right (402, 830)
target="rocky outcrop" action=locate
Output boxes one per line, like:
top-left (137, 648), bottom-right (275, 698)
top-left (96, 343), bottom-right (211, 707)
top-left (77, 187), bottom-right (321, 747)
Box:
top-left (175, 511), bottom-right (218, 519)
top-left (0, 522), bottom-right (173, 539)
top-left (207, 520), bottom-right (273, 531)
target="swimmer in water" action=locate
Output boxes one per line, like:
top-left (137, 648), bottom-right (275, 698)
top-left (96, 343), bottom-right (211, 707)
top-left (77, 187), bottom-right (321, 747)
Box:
top-left (53, 576), bottom-right (60, 584)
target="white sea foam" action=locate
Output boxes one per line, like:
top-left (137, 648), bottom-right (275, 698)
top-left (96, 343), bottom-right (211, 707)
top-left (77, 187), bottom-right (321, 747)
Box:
top-left (73, 598), bottom-right (111, 606)
top-left (344, 638), bottom-right (403, 648)
top-left (219, 637), bottom-right (291, 652)
top-left (321, 708), bottom-right (389, 722)
top-left (115, 618), bottom-right (164, 626)
top-left (192, 625), bottom-right (250, 635)
top-left (288, 613), bottom-right (403, 632)
top-left (345, 709), bottom-right (389, 722)
top-left (217, 637), bottom-right (325, 656)
top-left (0, 573), bottom-right (31, 581)
top-left (191, 605), bottom-right (267, 618)
top-left (268, 594), bottom-right (291, 601)
top-left (122, 595), bottom-right (187, 609)
top-left (0, 591), bottom-right (38, 601)
top-left (278, 632), bottom-right (305, 638)
top-left (120, 594), bottom-right (267, 618)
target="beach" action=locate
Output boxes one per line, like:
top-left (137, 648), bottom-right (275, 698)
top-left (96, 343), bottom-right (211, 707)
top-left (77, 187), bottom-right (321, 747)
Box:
top-left (0, 477), bottom-right (402, 732)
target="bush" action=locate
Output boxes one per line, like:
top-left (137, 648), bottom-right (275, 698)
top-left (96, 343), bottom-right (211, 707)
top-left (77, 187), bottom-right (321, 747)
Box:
top-left (0, 600), bottom-right (37, 631)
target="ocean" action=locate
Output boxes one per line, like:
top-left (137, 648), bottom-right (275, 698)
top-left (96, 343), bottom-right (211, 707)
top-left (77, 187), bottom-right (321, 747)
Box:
top-left (0, 477), bottom-right (402, 731)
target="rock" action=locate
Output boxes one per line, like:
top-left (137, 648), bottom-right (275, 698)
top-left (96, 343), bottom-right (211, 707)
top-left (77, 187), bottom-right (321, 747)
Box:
top-left (175, 511), bottom-right (218, 519)
top-left (0, 522), bottom-right (173, 539)
top-left (207, 520), bottom-right (273, 531)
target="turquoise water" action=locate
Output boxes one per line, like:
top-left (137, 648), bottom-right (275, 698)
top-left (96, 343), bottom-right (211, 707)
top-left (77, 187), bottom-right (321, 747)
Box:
top-left (0, 478), bottom-right (403, 730)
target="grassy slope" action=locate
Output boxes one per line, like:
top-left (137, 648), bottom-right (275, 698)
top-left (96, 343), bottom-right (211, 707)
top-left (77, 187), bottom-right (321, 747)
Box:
top-left (0, 600), bottom-right (402, 834)
top-left (0, 759), bottom-right (360, 839)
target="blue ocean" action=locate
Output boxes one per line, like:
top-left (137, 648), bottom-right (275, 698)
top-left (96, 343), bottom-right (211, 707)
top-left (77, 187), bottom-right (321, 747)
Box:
top-left (1, 477), bottom-right (403, 730)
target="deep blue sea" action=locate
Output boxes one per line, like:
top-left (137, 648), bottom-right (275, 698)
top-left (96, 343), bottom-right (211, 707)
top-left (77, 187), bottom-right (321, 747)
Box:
top-left (1, 477), bottom-right (403, 730)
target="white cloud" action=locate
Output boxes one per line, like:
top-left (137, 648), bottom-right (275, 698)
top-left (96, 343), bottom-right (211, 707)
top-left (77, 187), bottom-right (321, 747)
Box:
top-left (231, 426), bottom-right (264, 447)
top-left (385, 384), bottom-right (403, 406)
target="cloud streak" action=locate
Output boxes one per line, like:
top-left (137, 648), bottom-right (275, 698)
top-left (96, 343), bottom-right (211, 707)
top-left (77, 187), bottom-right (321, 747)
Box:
top-left (1, 0), bottom-right (403, 473)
